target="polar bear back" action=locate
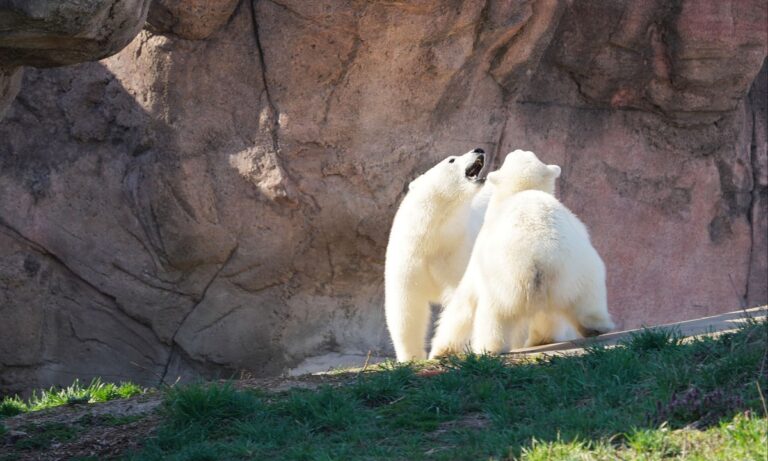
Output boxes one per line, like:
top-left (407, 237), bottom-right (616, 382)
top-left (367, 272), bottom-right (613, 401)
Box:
top-left (477, 189), bottom-right (604, 312)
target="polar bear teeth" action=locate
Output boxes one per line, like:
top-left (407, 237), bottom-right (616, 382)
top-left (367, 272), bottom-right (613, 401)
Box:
top-left (465, 156), bottom-right (485, 180)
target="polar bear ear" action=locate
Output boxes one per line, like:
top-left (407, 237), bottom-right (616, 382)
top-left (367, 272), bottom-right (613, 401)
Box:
top-left (547, 165), bottom-right (561, 178)
top-left (486, 170), bottom-right (500, 185)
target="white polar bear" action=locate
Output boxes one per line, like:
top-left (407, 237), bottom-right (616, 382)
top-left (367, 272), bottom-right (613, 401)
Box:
top-left (462, 183), bottom-right (582, 351)
top-left (430, 150), bottom-right (615, 357)
top-left (385, 148), bottom-right (487, 361)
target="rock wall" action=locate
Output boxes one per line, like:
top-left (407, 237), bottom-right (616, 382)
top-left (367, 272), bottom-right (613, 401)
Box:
top-left (0, 0), bottom-right (766, 394)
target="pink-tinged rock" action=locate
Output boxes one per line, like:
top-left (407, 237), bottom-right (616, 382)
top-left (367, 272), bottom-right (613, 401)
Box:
top-left (543, 0), bottom-right (767, 120)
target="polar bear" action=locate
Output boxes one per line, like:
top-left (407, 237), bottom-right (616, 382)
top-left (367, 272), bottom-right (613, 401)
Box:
top-left (385, 148), bottom-right (487, 361)
top-left (429, 150), bottom-right (614, 357)
top-left (462, 183), bottom-right (582, 351)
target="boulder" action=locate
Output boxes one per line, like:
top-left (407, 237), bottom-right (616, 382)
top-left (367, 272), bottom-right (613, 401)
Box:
top-left (0, 0), bottom-right (152, 68)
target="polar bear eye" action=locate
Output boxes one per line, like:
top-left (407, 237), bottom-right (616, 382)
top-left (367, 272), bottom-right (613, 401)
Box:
top-left (448, 158), bottom-right (455, 163)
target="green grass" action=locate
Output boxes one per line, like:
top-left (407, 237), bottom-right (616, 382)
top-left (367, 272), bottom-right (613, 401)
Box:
top-left (520, 413), bottom-right (766, 460)
top-left (124, 319), bottom-right (768, 460)
top-left (0, 378), bottom-right (144, 418)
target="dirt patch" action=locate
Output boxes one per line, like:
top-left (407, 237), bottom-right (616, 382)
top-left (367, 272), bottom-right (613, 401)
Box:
top-left (7, 413), bottom-right (160, 461)
top-left (2, 394), bottom-right (162, 460)
top-left (433, 413), bottom-right (491, 434)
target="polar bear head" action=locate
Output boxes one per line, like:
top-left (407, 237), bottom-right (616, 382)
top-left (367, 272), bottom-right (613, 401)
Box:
top-left (486, 149), bottom-right (561, 196)
top-left (407, 148), bottom-right (487, 201)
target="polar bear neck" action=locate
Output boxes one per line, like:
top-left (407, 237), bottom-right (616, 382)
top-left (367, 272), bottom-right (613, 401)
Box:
top-left (405, 192), bottom-right (474, 250)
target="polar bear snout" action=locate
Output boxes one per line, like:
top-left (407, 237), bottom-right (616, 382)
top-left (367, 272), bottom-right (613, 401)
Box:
top-left (471, 148), bottom-right (485, 154)
top-left (464, 153), bottom-right (485, 182)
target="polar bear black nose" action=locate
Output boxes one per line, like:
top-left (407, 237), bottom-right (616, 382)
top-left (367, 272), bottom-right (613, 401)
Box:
top-left (472, 148), bottom-right (485, 154)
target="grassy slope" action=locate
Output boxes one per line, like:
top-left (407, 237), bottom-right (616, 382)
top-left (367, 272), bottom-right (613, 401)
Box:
top-left (121, 320), bottom-right (767, 460)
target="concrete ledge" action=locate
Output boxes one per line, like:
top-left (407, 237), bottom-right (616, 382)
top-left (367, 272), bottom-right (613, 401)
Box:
top-left (507, 305), bottom-right (768, 355)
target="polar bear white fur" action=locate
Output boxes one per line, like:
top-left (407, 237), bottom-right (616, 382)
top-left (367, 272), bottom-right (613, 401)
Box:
top-left (385, 149), bottom-right (487, 361)
top-left (464, 183), bottom-right (582, 351)
top-left (429, 150), bottom-right (614, 357)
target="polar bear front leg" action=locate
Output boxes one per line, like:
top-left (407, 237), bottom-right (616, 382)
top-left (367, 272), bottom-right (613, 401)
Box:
top-left (385, 286), bottom-right (433, 362)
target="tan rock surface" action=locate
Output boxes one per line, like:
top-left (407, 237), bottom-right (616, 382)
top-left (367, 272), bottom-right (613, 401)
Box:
top-left (0, 0), bottom-right (765, 394)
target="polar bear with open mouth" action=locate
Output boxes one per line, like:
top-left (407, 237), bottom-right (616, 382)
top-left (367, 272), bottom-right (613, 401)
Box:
top-left (384, 148), bottom-right (487, 361)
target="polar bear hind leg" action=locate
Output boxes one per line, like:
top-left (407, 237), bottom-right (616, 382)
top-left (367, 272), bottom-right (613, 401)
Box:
top-left (524, 311), bottom-right (582, 348)
top-left (428, 286), bottom-right (476, 359)
top-left (470, 296), bottom-right (515, 354)
top-left (567, 279), bottom-right (614, 336)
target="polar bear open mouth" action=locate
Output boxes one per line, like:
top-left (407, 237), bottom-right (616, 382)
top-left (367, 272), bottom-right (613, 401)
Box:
top-left (465, 155), bottom-right (485, 181)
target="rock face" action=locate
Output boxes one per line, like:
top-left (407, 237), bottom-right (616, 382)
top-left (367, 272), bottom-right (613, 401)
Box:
top-left (0, 0), bottom-right (766, 394)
